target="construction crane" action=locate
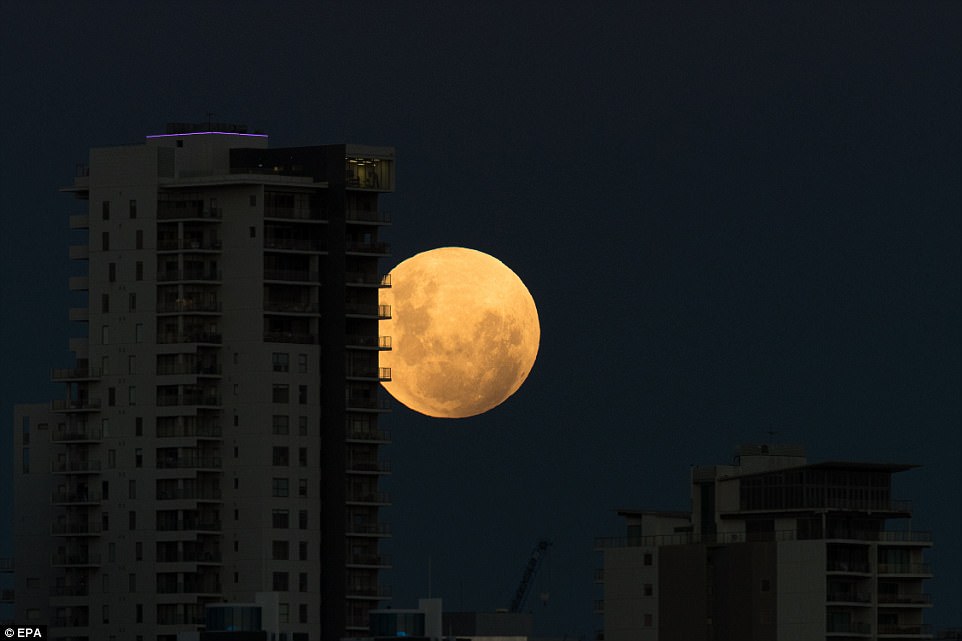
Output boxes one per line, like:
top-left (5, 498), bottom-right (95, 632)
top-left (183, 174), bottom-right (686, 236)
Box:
top-left (509, 539), bottom-right (552, 612)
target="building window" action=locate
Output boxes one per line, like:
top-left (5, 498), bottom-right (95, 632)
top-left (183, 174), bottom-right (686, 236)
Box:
top-left (273, 352), bottom-right (289, 372)
top-left (135, 542), bottom-right (142, 561)
top-left (135, 229), bottom-right (143, 249)
top-left (644, 613), bottom-right (653, 627)
top-left (644, 552), bottom-right (653, 566)
top-left (129, 293), bottom-right (137, 311)
top-left (128, 480), bottom-right (136, 499)
top-left (761, 579), bottom-right (771, 592)
top-left (107, 387), bottom-right (116, 406)
top-left (273, 447), bottom-right (289, 466)
top-left (128, 386), bottom-right (136, 405)
top-left (136, 604), bottom-right (143, 623)
top-left (273, 384), bottom-right (289, 403)
top-left (644, 583), bottom-right (653, 596)
top-left (129, 199), bottom-right (137, 219)
top-left (135, 261), bottom-right (143, 280)
top-left (135, 417), bottom-right (142, 435)
top-left (298, 510), bottom-right (308, 529)
top-left (298, 479), bottom-right (307, 497)
top-left (128, 355), bottom-right (136, 374)
top-left (135, 448), bottom-right (143, 467)
top-left (298, 416), bottom-right (308, 435)
top-left (299, 573), bottom-right (308, 592)
top-left (135, 323), bottom-right (144, 342)
top-left (249, 226), bottom-right (256, 238)
top-left (21, 447), bottom-right (28, 473)
top-left (298, 385), bottom-right (307, 404)
top-left (102, 201), bottom-right (110, 220)
top-left (102, 512), bottom-right (109, 531)
top-left (102, 231), bottom-right (110, 250)
top-left (298, 541), bottom-right (307, 560)
top-left (102, 325), bottom-right (110, 344)
top-left (273, 572), bottom-right (289, 591)
top-left (129, 573), bottom-right (136, 591)
top-left (299, 447), bottom-right (307, 466)
top-left (272, 478), bottom-right (289, 497)
top-left (102, 479), bottom-right (110, 499)
top-left (272, 415), bottom-right (289, 435)
top-left (272, 541), bottom-right (289, 560)
top-left (299, 603), bottom-right (308, 623)
top-left (298, 353), bottom-right (307, 373)
top-left (272, 509), bottom-right (289, 528)
top-left (109, 262), bottom-right (116, 282)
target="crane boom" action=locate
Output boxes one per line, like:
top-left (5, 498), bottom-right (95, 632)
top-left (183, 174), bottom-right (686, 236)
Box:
top-left (509, 539), bottom-right (552, 612)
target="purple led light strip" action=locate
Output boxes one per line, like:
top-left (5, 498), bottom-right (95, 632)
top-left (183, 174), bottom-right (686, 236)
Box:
top-left (146, 131), bottom-right (268, 139)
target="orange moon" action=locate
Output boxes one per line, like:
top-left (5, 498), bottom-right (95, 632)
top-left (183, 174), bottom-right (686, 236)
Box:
top-left (379, 247), bottom-right (540, 418)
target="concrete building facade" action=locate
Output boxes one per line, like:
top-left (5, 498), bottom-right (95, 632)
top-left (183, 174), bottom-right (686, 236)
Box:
top-left (13, 124), bottom-right (395, 641)
top-left (596, 444), bottom-right (934, 641)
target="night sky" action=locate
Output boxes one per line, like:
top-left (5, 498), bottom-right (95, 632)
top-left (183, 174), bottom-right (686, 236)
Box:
top-left (1, 2), bottom-right (960, 636)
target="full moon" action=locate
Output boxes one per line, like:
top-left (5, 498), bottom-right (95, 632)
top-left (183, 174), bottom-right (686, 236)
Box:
top-left (379, 247), bottom-right (540, 418)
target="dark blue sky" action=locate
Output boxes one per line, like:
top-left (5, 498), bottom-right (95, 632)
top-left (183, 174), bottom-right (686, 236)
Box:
top-left (1, 2), bottom-right (960, 635)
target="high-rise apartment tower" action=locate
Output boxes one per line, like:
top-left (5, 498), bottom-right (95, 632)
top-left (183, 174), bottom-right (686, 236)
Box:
top-left (13, 123), bottom-right (395, 641)
top-left (595, 444), bottom-right (934, 641)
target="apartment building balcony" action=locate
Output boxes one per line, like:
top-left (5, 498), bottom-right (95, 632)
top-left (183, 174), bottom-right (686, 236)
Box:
top-left (346, 459), bottom-right (392, 475)
top-left (265, 206), bottom-right (326, 221)
top-left (345, 240), bottom-right (390, 255)
top-left (52, 521), bottom-right (102, 536)
top-left (158, 238), bottom-right (222, 252)
top-left (156, 518), bottom-right (223, 533)
top-left (52, 398), bottom-right (102, 412)
top-left (68, 245), bottom-right (89, 260)
top-left (156, 391), bottom-right (222, 407)
top-left (52, 460), bottom-right (101, 474)
top-left (52, 367), bottom-right (101, 382)
top-left (879, 593), bottom-right (932, 606)
top-left (68, 307), bottom-right (89, 322)
top-left (827, 591), bottom-right (872, 605)
top-left (51, 551), bottom-right (101, 567)
top-left (156, 486), bottom-right (223, 501)
top-left (51, 609), bottom-right (90, 628)
top-left (157, 204), bottom-right (222, 221)
top-left (157, 331), bottom-right (222, 345)
top-left (345, 272), bottom-right (391, 287)
top-left (346, 583), bottom-right (392, 599)
top-left (157, 299), bottom-right (222, 314)
top-left (156, 361), bottom-right (222, 377)
top-left (157, 578), bottom-right (223, 595)
top-left (346, 209), bottom-right (391, 224)
top-left (264, 268), bottom-right (320, 283)
top-left (827, 621), bottom-right (871, 636)
top-left (878, 563), bottom-right (933, 577)
top-left (264, 300), bottom-right (320, 314)
top-left (346, 426), bottom-right (391, 443)
top-left (156, 455), bottom-right (223, 471)
top-left (69, 214), bottom-right (89, 229)
top-left (52, 489), bottom-right (102, 505)
top-left (345, 334), bottom-right (391, 350)
top-left (876, 531), bottom-right (933, 544)
top-left (345, 303), bottom-right (391, 319)
top-left (158, 268), bottom-right (222, 283)
top-left (263, 331), bottom-right (316, 344)
top-left (346, 366), bottom-right (392, 382)
top-left (156, 417), bottom-right (222, 439)
top-left (345, 396), bottom-right (390, 412)
top-left (346, 522), bottom-right (391, 537)
top-left (877, 623), bottom-right (932, 637)
top-left (827, 561), bottom-right (872, 575)
top-left (52, 423), bottom-right (102, 443)
top-left (346, 490), bottom-right (391, 506)
top-left (156, 548), bottom-right (222, 564)
top-left (50, 584), bottom-right (89, 597)
top-left (347, 552), bottom-right (392, 568)
top-left (264, 237), bottom-right (326, 252)
top-left (68, 275), bottom-right (89, 291)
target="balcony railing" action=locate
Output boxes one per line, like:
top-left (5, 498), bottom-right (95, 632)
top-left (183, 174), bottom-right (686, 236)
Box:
top-left (827, 561), bottom-right (872, 574)
top-left (346, 522), bottom-right (391, 536)
top-left (264, 237), bottom-right (326, 252)
top-left (52, 614), bottom-right (90, 628)
top-left (52, 460), bottom-right (102, 474)
top-left (345, 303), bottom-right (391, 319)
top-left (157, 269), bottom-right (222, 282)
top-left (878, 563), bottom-right (932, 575)
top-left (51, 552), bottom-right (101, 566)
top-left (51, 398), bottom-right (102, 412)
top-left (346, 210), bottom-right (391, 224)
top-left (156, 392), bottom-right (222, 407)
top-left (158, 238), bottom-right (222, 251)
top-left (157, 579), bottom-right (223, 594)
top-left (157, 332), bottom-right (222, 345)
top-left (52, 521), bottom-right (102, 536)
top-left (157, 205), bottom-right (222, 220)
top-left (877, 624), bottom-right (932, 635)
top-left (264, 301), bottom-right (320, 314)
top-left (345, 335), bottom-right (391, 350)
top-left (157, 300), bottom-right (222, 313)
top-left (346, 427), bottom-right (391, 443)
top-left (52, 489), bottom-right (102, 504)
top-left (264, 269), bottom-right (319, 282)
top-left (52, 424), bottom-right (103, 442)
top-left (156, 418), bottom-right (222, 438)
top-left (264, 206), bottom-right (324, 221)
top-left (594, 529), bottom-right (933, 549)
top-left (346, 584), bottom-right (392, 598)
top-left (263, 331), bottom-right (316, 344)
top-left (346, 491), bottom-right (391, 505)
top-left (51, 367), bottom-right (101, 381)
top-left (347, 459), bottom-right (392, 474)
top-left (156, 519), bottom-right (222, 533)
top-left (878, 593), bottom-right (932, 605)
top-left (156, 456), bottom-right (223, 470)
top-left (156, 362), bottom-right (222, 376)
top-left (50, 585), bottom-right (88, 597)
top-left (156, 487), bottom-right (223, 501)
top-left (347, 553), bottom-right (392, 567)
top-left (156, 549), bottom-right (222, 563)
top-left (345, 240), bottom-right (390, 255)
top-left (345, 272), bottom-right (391, 287)
top-left (827, 621), bottom-right (871, 634)
top-left (346, 366), bottom-right (392, 381)
top-left (827, 591), bottom-right (871, 603)
top-left (345, 397), bottom-right (390, 411)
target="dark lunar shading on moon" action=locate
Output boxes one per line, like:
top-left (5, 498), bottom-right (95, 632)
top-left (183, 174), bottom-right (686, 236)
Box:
top-left (379, 247), bottom-right (540, 419)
